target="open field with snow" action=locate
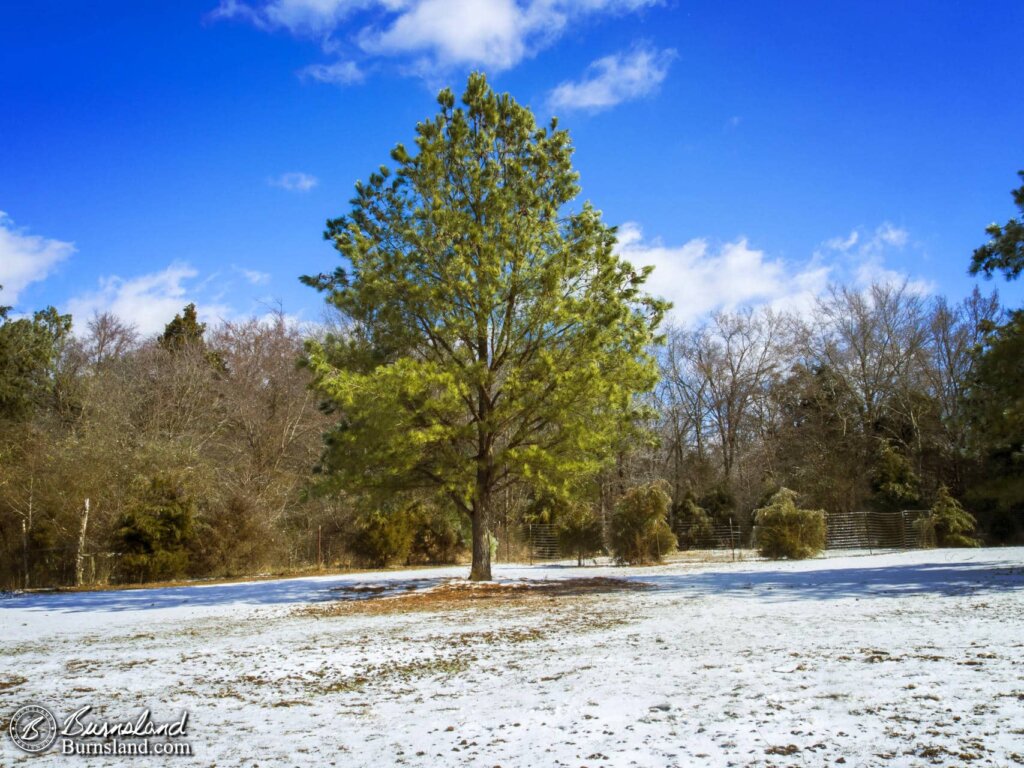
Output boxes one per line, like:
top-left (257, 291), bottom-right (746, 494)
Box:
top-left (2, 548), bottom-right (1024, 767)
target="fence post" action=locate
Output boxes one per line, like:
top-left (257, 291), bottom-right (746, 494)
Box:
top-left (74, 498), bottom-right (90, 587)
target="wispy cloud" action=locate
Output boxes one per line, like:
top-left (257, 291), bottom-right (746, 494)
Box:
top-left (212, 0), bottom-right (662, 78)
top-left (66, 263), bottom-right (235, 336)
top-left (269, 171), bottom-right (319, 192)
top-left (235, 266), bottom-right (272, 285)
top-left (299, 59), bottom-right (364, 85)
top-left (618, 221), bottom-right (931, 323)
top-left (816, 222), bottom-right (931, 295)
top-left (0, 212), bottom-right (75, 307)
top-left (548, 44), bottom-right (675, 112)
top-left (211, 0), bottom-right (358, 36)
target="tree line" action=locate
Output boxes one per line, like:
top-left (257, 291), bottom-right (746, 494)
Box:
top-left (2, 76), bottom-right (1020, 587)
top-left (1, 279), bottom-right (1018, 589)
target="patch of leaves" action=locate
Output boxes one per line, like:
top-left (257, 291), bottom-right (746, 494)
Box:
top-left (303, 577), bottom-right (652, 617)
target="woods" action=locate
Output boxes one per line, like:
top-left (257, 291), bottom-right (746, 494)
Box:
top-left (1, 77), bottom-right (1021, 589)
top-left (0, 306), bottom-right (336, 588)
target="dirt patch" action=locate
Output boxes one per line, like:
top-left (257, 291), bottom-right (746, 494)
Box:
top-left (0, 675), bottom-right (27, 692)
top-left (304, 577), bottom-right (652, 617)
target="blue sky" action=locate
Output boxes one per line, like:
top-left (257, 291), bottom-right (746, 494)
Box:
top-left (2, 1), bottom-right (1022, 333)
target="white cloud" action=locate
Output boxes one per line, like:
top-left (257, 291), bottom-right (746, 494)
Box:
top-left (617, 221), bottom-right (932, 324)
top-left (0, 212), bottom-right (75, 307)
top-left (361, 0), bottom-right (526, 70)
top-left (548, 45), bottom-right (675, 112)
top-left (270, 171), bottom-right (319, 191)
top-left (300, 59), bottom-right (364, 84)
top-left (66, 263), bottom-right (235, 336)
top-left (616, 223), bottom-right (830, 323)
top-left (213, 0), bottom-right (661, 76)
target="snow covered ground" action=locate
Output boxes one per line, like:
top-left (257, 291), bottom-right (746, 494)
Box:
top-left (2, 548), bottom-right (1023, 767)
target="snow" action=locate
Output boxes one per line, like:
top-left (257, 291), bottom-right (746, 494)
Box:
top-left (2, 548), bottom-right (1023, 766)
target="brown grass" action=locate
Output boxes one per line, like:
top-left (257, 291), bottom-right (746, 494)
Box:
top-left (304, 576), bottom-right (652, 617)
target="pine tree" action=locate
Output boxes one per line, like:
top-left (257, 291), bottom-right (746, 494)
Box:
top-left (916, 486), bottom-right (979, 548)
top-left (304, 73), bottom-right (666, 580)
top-left (970, 171), bottom-right (1024, 280)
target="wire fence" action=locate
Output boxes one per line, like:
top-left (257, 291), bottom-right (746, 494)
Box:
top-left (689, 521), bottom-right (747, 550)
top-left (522, 523), bottom-right (560, 562)
top-left (824, 509), bottom-right (926, 551)
top-left (521, 509), bottom-right (929, 562)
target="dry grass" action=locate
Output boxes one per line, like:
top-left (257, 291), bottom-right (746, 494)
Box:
top-left (304, 576), bottom-right (652, 617)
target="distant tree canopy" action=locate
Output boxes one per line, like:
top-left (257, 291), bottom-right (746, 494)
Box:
top-left (303, 73), bottom-right (666, 580)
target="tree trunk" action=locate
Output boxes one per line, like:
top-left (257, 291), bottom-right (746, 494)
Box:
top-left (469, 495), bottom-right (492, 581)
top-left (21, 518), bottom-right (30, 591)
top-left (75, 498), bottom-right (90, 587)
top-left (470, 374), bottom-right (494, 580)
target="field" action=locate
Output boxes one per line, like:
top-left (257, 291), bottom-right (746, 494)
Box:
top-left (2, 548), bottom-right (1024, 767)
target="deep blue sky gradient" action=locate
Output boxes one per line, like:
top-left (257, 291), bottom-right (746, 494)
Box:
top-left (2, 1), bottom-right (1022, 327)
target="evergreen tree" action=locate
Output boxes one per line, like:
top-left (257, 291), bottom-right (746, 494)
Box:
top-left (556, 502), bottom-right (604, 566)
top-left (970, 171), bottom-right (1024, 280)
top-left (160, 303), bottom-right (206, 352)
top-left (303, 73), bottom-right (665, 580)
top-left (608, 481), bottom-right (677, 564)
top-left (117, 475), bottom-right (196, 582)
top-left (673, 493), bottom-right (713, 549)
top-left (965, 172), bottom-right (1024, 540)
top-left (869, 441), bottom-right (921, 512)
top-left (0, 302), bottom-right (72, 420)
top-left (916, 485), bottom-right (979, 548)
top-left (966, 310), bottom-right (1024, 537)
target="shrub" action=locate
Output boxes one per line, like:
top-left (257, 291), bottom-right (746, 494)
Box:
top-left (347, 508), bottom-right (413, 567)
top-left (117, 475), bottom-right (196, 582)
top-left (753, 488), bottom-right (825, 560)
top-left (407, 503), bottom-right (469, 564)
top-left (557, 502), bottom-right (604, 565)
top-left (192, 494), bottom-right (279, 576)
top-left (915, 486), bottom-right (979, 548)
top-left (673, 494), bottom-right (713, 549)
top-left (609, 482), bottom-right (677, 565)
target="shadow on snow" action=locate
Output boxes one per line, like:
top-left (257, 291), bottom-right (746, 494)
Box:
top-left (0, 575), bottom-right (455, 614)
top-left (637, 560), bottom-right (1024, 602)
top-left (2, 557), bottom-right (1022, 614)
